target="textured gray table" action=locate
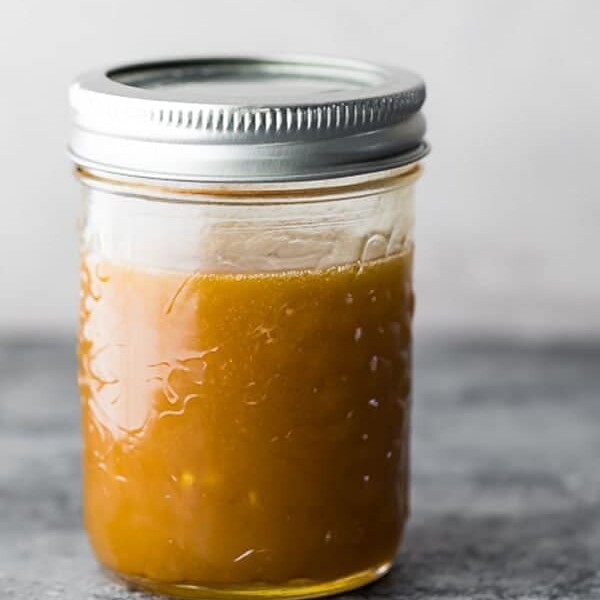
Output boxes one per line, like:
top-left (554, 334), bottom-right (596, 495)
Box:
top-left (1, 337), bottom-right (599, 600)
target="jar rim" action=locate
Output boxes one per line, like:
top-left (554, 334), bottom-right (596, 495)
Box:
top-left (75, 162), bottom-right (423, 206)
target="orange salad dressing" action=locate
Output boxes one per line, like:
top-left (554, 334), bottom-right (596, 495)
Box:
top-left (79, 248), bottom-right (413, 589)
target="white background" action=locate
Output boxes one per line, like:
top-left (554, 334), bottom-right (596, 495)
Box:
top-left (0, 0), bottom-right (598, 338)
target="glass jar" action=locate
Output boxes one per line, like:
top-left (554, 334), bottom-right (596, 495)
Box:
top-left (70, 56), bottom-right (428, 599)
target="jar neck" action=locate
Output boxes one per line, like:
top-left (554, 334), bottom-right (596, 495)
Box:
top-left (74, 163), bottom-right (422, 205)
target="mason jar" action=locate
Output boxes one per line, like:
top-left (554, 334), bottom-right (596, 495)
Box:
top-left (69, 56), bottom-right (429, 599)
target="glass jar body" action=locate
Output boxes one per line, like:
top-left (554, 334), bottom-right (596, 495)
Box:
top-left (78, 166), bottom-right (420, 599)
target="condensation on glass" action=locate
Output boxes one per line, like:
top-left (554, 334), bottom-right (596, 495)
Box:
top-left (69, 56), bottom-right (429, 600)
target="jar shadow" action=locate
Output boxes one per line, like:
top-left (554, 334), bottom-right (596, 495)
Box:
top-left (344, 507), bottom-right (599, 599)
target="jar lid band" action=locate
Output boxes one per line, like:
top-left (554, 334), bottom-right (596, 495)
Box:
top-left (69, 55), bottom-right (429, 182)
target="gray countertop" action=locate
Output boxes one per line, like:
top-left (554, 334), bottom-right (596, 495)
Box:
top-left (1, 337), bottom-right (599, 600)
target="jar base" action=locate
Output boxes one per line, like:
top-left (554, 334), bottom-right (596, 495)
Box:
top-left (108, 561), bottom-right (393, 600)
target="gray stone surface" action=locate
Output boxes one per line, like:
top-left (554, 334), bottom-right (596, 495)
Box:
top-left (1, 337), bottom-right (599, 599)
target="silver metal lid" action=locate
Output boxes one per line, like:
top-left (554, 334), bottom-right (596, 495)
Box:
top-left (69, 56), bottom-right (428, 182)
